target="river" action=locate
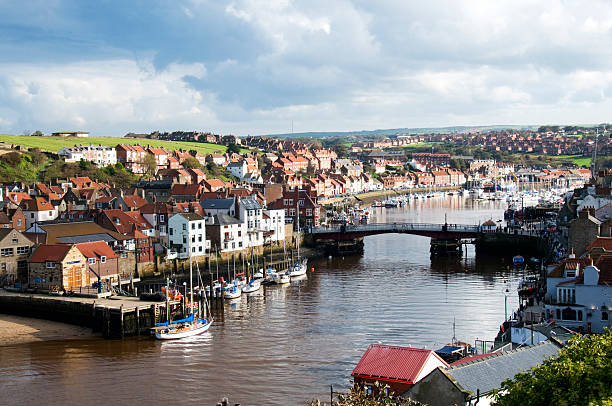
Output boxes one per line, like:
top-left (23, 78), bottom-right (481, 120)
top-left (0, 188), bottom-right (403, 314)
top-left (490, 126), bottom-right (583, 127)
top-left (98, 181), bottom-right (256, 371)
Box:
top-left (0, 195), bottom-right (525, 405)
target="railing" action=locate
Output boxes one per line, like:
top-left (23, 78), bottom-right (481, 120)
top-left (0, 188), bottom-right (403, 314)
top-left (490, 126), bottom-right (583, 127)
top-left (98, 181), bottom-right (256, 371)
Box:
top-left (311, 222), bottom-right (481, 234)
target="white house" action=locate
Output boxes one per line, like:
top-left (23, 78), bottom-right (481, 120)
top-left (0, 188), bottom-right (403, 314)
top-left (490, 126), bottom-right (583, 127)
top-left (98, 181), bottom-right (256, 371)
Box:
top-left (262, 208), bottom-right (285, 244)
top-left (228, 160), bottom-right (249, 179)
top-left (58, 145), bottom-right (117, 166)
top-left (238, 197), bottom-right (263, 248)
top-left (545, 255), bottom-right (612, 333)
top-left (21, 197), bottom-right (59, 228)
top-left (168, 213), bottom-right (208, 259)
top-left (201, 198), bottom-right (236, 218)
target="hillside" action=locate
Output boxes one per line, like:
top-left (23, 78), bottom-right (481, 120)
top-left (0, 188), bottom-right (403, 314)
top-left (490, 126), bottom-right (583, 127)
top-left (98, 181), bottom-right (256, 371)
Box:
top-left (262, 124), bottom-right (542, 139)
top-left (0, 134), bottom-right (231, 155)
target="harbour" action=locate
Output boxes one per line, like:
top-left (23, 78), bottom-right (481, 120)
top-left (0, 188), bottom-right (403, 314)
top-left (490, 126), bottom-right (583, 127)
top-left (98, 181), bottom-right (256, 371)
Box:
top-left (0, 196), bottom-right (525, 405)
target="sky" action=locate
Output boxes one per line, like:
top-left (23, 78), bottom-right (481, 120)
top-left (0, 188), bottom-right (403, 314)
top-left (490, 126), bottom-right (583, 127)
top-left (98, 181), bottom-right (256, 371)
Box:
top-left (1, 0), bottom-right (612, 136)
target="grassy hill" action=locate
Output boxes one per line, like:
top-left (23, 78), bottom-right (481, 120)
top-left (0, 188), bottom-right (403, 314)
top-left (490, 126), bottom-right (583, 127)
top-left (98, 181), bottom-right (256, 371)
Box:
top-left (0, 134), bottom-right (233, 155)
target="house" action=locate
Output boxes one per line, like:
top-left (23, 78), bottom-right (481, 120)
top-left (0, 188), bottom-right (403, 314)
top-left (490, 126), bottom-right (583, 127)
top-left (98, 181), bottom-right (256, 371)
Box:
top-left (115, 194), bottom-right (148, 211)
top-left (135, 179), bottom-right (173, 203)
top-left (28, 244), bottom-right (88, 291)
top-left (115, 144), bottom-right (147, 174)
top-left (171, 183), bottom-right (203, 202)
top-left (268, 189), bottom-right (320, 228)
top-left (351, 344), bottom-right (449, 396)
top-left (228, 160), bottom-right (249, 179)
top-left (206, 213), bottom-right (246, 253)
top-left (237, 197), bottom-right (263, 248)
top-left (75, 241), bottom-right (120, 282)
top-left (0, 228), bottom-right (34, 285)
top-left (403, 341), bottom-right (561, 406)
top-left (21, 197), bottom-right (59, 228)
top-left (545, 254), bottom-right (612, 333)
top-left (168, 213), bottom-right (208, 258)
top-left (201, 198), bottom-right (236, 217)
top-left (203, 178), bottom-right (227, 192)
top-left (481, 219), bottom-right (497, 233)
top-left (568, 208), bottom-right (602, 256)
top-left (139, 203), bottom-right (172, 241)
top-left (147, 146), bottom-right (170, 171)
top-left (58, 144), bottom-right (117, 166)
top-left (262, 208), bottom-right (285, 244)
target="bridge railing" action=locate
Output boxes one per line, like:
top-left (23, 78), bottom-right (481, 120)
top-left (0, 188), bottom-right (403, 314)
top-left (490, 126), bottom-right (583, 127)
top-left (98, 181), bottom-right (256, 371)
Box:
top-left (311, 223), bottom-right (481, 234)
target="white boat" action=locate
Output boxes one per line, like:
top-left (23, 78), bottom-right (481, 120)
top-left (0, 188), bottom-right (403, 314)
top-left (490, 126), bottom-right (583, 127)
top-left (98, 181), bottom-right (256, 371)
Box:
top-left (154, 316), bottom-right (212, 340)
top-left (242, 279), bottom-right (261, 293)
top-left (152, 240), bottom-right (213, 340)
top-left (223, 285), bottom-right (241, 299)
top-left (277, 273), bottom-right (290, 285)
top-left (288, 259), bottom-right (308, 278)
top-left (253, 269), bottom-right (264, 280)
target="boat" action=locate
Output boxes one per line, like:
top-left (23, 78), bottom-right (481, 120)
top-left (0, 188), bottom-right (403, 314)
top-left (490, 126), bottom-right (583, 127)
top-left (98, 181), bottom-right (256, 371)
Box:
top-left (289, 199), bottom-right (308, 278)
top-left (242, 279), bottom-right (261, 294)
top-left (277, 273), bottom-right (291, 285)
top-left (152, 241), bottom-right (213, 339)
top-left (223, 285), bottom-right (242, 299)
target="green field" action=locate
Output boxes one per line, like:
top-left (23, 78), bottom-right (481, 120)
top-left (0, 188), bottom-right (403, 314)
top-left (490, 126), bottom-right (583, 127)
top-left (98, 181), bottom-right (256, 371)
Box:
top-left (0, 134), bottom-right (241, 155)
top-left (401, 142), bottom-right (442, 149)
top-left (555, 155), bottom-right (592, 167)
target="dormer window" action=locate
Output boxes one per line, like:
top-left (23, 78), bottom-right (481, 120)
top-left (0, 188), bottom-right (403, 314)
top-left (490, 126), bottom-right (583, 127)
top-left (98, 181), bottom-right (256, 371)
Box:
top-left (114, 217), bottom-right (121, 225)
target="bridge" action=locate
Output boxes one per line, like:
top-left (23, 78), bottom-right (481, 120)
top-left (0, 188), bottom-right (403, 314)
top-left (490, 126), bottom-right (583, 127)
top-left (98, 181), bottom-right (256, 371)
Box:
top-left (311, 223), bottom-right (481, 241)
top-left (308, 222), bottom-right (547, 256)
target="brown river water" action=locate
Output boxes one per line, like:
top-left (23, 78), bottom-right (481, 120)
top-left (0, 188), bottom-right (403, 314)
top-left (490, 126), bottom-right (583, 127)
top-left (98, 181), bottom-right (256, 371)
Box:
top-left (0, 196), bottom-right (526, 405)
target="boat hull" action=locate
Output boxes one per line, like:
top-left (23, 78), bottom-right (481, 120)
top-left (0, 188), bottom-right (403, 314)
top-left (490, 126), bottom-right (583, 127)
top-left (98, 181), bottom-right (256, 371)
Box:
top-left (154, 320), bottom-right (212, 340)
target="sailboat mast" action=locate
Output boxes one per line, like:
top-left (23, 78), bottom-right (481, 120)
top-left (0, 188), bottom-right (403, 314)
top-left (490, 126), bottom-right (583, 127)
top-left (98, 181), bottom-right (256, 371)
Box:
top-left (296, 190), bottom-right (300, 260)
top-left (189, 243), bottom-right (194, 316)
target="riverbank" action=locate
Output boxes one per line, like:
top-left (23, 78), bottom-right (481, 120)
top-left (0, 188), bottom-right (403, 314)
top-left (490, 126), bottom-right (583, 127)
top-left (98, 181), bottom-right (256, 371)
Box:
top-left (0, 314), bottom-right (97, 346)
top-left (321, 186), bottom-right (458, 207)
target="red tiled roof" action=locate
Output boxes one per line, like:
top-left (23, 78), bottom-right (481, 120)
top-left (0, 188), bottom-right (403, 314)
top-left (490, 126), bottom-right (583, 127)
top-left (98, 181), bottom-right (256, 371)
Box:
top-left (124, 211), bottom-right (153, 229)
top-left (122, 195), bottom-right (147, 208)
top-left (21, 197), bottom-right (55, 211)
top-left (30, 244), bottom-right (73, 262)
top-left (7, 192), bottom-right (31, 205)
top-left (587, 237), bottom-right (612, 252)
top-left (172, 183), bottom-right (201, 196)
top-left (75, 241), bottom-right (118, 259)
top-left (351, 344), bottom-right (448, 384)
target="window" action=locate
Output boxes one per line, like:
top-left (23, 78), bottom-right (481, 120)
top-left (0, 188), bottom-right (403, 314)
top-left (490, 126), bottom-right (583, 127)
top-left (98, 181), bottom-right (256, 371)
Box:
top-left (183, 236), bottom-right (187, 244)
top-left (288, 199), bottom-right (293, 205)
top-left (121, 252), bottom-right (127, 258)
top-left (46, 261), bottom-right (55, 269)
top-left (191, 223), bottom-right (195, 230)
top-left (198, 235), bottom-right (202, 242)
top-left (160, 225), bottom-right (166, 233)
top-left (160, 215), bottom-right (165, 222)
top-left (238, 242), bottom-right (242, 247)
top-left (191, 247), bottom-right (196, 253)
top-left (101, 256), bottom-right (106, 264)
top-left (0, 264), bottom-right (5, 272)
top-left (223, 242), bottom-right (228, 249)
top-left (169, 228), bottom-right (173, 236)
top-left (1, 248), bottom-right (13, 257)
top-left (182, 224), bottom-right (187, 230)
top-left (365, 385), bottom-right (373, 396)
top-left (238, 230), bottom-right (242, 237)
top-left (198, 222), bottom-right (202, 229)
top-left (284, 199), bottom-right (289, 205)
top-left (192, 236), bottom-right (195, 243)
top-left (289, 209), bottom-right (296, 216)
top-left (88, 258), bottom-right (96, 265)
top-left (198, 246), bottom-right (202, 252)
top-left (31, 213), bottom-right (34, 218)
top-left (17, 246), bottom-right (29, 255)
top-left (49, 211), bottom-right (53, 216)
top-left (603, 311), bottom-right (609, 321)
top-left (566, 271), bottom-right (576, 278)
top-left (306, 209), bottom-right (312, 216)
top-left (17, 219), bottom-right (21, 226)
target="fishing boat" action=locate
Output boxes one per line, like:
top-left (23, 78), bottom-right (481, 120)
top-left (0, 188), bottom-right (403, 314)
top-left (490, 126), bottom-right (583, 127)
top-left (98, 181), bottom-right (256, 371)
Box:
top-left (152, 239), bottom-right (213, 339)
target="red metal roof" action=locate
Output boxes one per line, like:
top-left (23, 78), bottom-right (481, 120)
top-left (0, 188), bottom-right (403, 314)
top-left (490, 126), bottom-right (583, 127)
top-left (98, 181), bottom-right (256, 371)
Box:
top-left (351, 344), bottom-right (448, 384)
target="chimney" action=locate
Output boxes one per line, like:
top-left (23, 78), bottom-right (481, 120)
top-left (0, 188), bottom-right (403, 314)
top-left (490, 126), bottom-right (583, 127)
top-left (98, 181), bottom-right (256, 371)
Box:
top-left (568, 248), bottom-right (575, 259)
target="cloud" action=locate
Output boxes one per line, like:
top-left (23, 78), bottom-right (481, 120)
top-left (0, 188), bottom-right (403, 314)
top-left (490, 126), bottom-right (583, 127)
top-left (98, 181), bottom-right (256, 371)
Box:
top-left (2, 0), bottom-right (612, 135)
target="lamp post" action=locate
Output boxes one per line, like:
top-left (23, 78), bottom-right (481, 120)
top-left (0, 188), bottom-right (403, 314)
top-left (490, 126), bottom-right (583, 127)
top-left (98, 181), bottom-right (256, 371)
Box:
top-left (504, 287), bottom-right (510, 321)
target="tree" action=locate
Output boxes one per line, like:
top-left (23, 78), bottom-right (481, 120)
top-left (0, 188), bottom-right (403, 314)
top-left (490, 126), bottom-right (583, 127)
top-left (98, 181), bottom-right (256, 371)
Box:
top-left (494, 329), bottom-right (612, 406)
top-left (1, 152), bottom-right (22, 167)
top-left (333, 143), bottom-right (348, 158)
top-left (142, 153), bottom-right (158, 178)
top-left (308, 382), bottom-right (425, 406)
top-left (181, 156), bottom-right (203, 169)
top-left (227, 143), bottom-right (241, 154)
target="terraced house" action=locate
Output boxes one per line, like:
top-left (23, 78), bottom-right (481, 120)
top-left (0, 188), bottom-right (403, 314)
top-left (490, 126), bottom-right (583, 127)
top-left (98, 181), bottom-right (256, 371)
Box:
top-left (0, 229), bottom-right (34, 285)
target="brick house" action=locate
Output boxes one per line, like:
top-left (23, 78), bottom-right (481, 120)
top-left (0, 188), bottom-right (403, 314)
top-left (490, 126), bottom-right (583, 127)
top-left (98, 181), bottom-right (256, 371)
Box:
top-left (0, 228), bottom-right (34, 285)
top-left (569, 208), bottom-right (602, 256)
top-left (75, 241), bottom-right (120, 282)
top-left (29, 244), bottom-right (88, 291)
